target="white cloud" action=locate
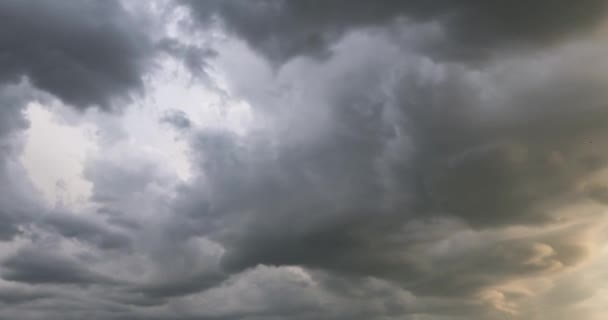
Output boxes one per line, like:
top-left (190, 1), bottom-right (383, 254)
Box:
top-left (20, 103), bottom-right (96, 208)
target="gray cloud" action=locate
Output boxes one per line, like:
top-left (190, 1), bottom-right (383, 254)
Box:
top-left (167, 28), bottom-right (608, 318)
top-left (0, 84), bottom-right (45, 241)
top-left (1, 248), bottom-right (118, 285)
top-left (0, 286), bottom-right (49, 305)
top-left (85, 160), bottom-right (162, 204)
top-left (39, 212), bottom-right (132, 250)
top-left (1, 1), bottom-right (608, 320)
top-left (160, 109), bottom-right (192, 131)
top-left (132, 271), bottom-right (227, 299)
top-left (0, 0), bottom-right (153, 110)
top-left (403, 58), bottom-right (608, 227)
top-left (0, 0), bottom-right (162, 245)
top-left (158, 38), bottom-right (218, 79)
top-left (184, 0), bottom-right (608, 63)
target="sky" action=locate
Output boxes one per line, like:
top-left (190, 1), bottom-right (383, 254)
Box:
top-left (1, 1), bottom-right (608, 319)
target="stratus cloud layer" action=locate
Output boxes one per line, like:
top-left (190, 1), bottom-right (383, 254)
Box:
top-left (1, 1), bottom-right (608, 319)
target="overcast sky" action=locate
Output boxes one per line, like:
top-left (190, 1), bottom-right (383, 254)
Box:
top-left (1, 1), bottom-right (608, 319)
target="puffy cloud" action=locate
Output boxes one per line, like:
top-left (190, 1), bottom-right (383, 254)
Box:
top-left (1, 1), bottom-right (608, 319)
top-left (167, 27), bottom-right (608, 318)
top-left (0, 0), bottom-right (155, 110)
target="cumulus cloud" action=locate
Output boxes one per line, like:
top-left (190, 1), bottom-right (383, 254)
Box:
top-left (1, 1), bottom-right (608, 320)
top-left (0, 0), bottom-right (157, 110)
top-left (166, 22), bottom-right (608, 318)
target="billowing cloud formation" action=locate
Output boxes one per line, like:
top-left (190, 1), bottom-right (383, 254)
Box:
top-left (184, 0), bottom-right (608, 62)
top-left (0, 0), bottom-right (155, 264)
top-left (1, 1), bottom-right (608, 320)
top-left (175, 31), bottom-right (608, 301)
top-left (0, 0), bottom-right (153, 110)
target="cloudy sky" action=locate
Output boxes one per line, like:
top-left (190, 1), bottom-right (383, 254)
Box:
top-left (1, 1), bottom-right (608, 319)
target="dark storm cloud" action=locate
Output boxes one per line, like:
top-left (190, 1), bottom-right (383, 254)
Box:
top-left (169, 29), bottom-right (608, 316)
top-left (406, 228), bottom-right (594, 297)
top-left (184, 0), bottom-right (608, 63)
top-left (1, 1), bottom-right (608, 319)
top-left (0, 0), bottom-right (153, 110)
top-left (400, 59), bottom-right (608, 227)
top-left (1, 248), bottom-right (118, 285)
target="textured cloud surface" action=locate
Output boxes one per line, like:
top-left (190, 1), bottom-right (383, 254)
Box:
top-left (1, 1), bottom-right (608, 319)
top-left (185, 0), bottom-right (608, 62)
